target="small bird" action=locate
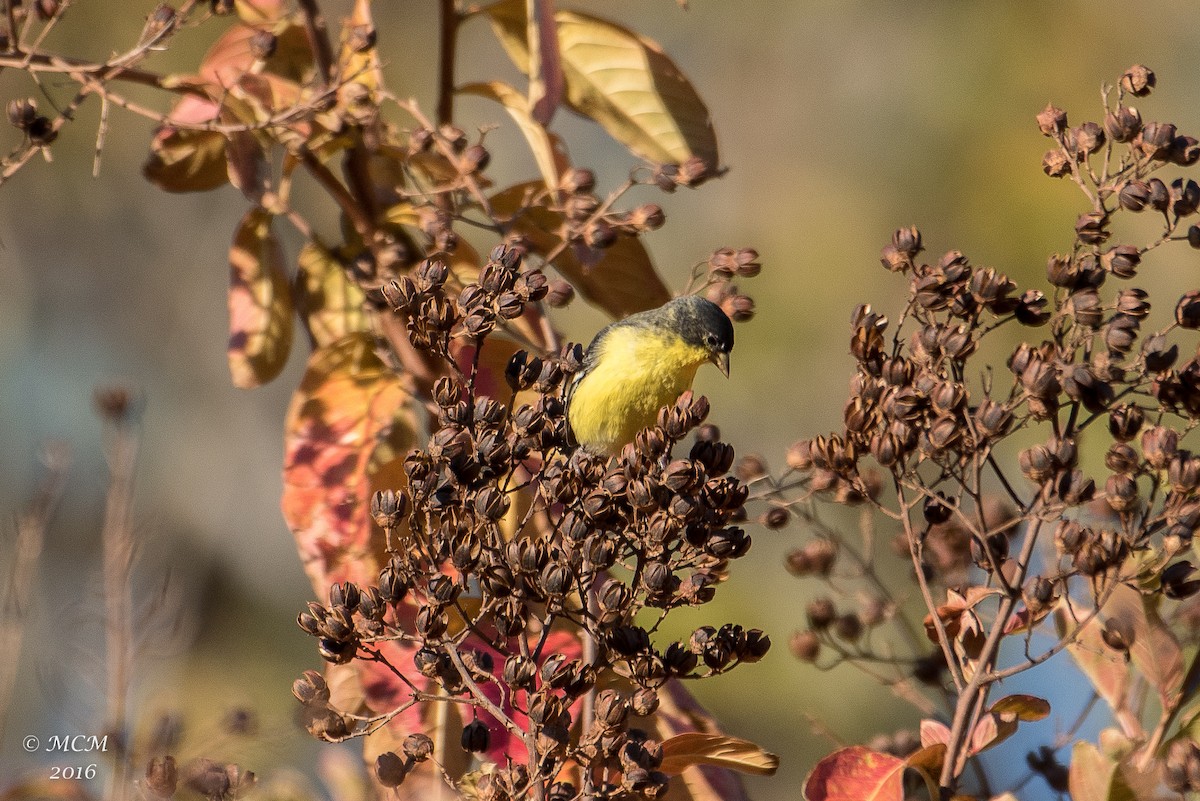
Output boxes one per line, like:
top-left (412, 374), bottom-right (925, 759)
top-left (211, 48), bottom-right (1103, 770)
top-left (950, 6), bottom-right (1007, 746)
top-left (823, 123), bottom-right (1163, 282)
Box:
top-left (566, 295), bottom-right (734, 455)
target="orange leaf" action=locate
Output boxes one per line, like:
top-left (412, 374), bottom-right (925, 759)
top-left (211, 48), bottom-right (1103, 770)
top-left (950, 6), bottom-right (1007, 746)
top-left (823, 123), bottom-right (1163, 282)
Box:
top-left (658, 733), bottom-right (778, 777)
top-left (653, 681), bottom-right (756, 801)
top-left (803, 746), bottom-right (906, 801)
top-left (227, 209), bottom-right (293, 387)
top-left (281, 332), bottom-right (417, 592)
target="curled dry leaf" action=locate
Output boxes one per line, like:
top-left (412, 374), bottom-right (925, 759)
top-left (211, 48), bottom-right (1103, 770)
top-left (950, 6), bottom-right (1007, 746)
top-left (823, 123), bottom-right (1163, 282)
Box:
top-left (227, 209), bottom-right (293, 388)
top-left (989, 694), bottom-right (1050, 722)
top-left (486, 0), bottom-right (718, 167)
top-left (143, 95), bottom-right (229, 193)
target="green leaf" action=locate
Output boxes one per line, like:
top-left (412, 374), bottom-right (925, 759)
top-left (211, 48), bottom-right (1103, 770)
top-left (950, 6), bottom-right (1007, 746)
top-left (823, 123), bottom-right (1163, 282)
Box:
top-left (228, 209), bottom-right (294, 387)
top-left (486, 0), bottom-right (718, 166)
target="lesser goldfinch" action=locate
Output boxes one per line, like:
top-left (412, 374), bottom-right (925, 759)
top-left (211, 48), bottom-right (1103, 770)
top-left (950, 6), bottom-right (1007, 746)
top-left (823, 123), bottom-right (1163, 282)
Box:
top-left (566, 295), bottom-right (734, 455)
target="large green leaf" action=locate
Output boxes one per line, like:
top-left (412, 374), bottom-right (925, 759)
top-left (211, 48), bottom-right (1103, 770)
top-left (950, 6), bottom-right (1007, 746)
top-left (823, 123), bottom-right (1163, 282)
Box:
top-left (486, 0), bottom-right (717, 167)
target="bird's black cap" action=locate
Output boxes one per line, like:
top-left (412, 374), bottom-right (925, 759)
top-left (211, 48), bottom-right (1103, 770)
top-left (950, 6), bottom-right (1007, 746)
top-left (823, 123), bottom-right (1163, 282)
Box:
top-left (657, 295), bottom-right (734, 354)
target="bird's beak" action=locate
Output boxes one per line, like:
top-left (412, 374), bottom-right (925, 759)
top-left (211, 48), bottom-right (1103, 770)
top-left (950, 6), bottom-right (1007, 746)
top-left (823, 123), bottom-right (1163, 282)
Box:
top-left (711, 351), bottom-right (730, 378)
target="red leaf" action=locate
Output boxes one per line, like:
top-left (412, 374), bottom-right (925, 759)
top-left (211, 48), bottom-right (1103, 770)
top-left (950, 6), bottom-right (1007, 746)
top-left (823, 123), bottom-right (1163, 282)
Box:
top-left (803, 747), bottom-right (906, 801)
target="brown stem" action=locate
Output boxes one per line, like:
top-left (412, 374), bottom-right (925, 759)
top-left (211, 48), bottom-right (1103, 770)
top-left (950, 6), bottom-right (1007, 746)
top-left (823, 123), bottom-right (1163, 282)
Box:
top-left (437, 0), bottom-right (459, 125)
top-left (0, 443), bottom-right (70, 737)
top-left (100, 406), bottom-right (140, 801)
top-left (296, 0), bottom-right (335, 89)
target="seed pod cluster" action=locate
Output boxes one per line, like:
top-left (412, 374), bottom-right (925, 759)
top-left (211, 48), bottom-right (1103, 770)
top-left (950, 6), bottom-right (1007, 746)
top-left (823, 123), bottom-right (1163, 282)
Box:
top-left (298, 244), bottom-right (763, 797)
top-left (780, 67), bottom-right (1200, 695)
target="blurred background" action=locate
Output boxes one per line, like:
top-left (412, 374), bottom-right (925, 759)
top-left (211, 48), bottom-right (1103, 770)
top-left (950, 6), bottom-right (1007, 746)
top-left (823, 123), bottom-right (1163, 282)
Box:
top-left (4, 1), bottom-right (1200, 798)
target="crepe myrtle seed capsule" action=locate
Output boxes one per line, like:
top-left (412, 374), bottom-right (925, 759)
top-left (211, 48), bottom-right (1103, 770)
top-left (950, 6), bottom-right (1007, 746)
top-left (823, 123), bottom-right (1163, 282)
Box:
top-left (375, 752), bottom-right (408, 788)
top-left (1105, 106), bottom-right (1143, 142)
top-left (545, 279), bottom-right (575, 307)
top-left (923, 493), bottom-right (953, 525)
top-left (461, 720), bottom-right (490, 753)
top-left (438, 124), bottom-right (467, 152)
top-left (806, 597), bottom-right (836, 629)
top-left (7, 98), bottom-right (36, 130)
top-left (292, 670), bottom-right (330, 705)
top-left (1121, 64), bottom-right (1155, 97)
top-left (1139, 121), bottom-right (1176, 160)
top-left (145, 756), bottom-right (178, 797)
top-left (1172, 179), bottom-right (1200, 218)
top-left (1118, 180), bottom-right (1151, 212)
top-left (1036, 104), bottom-right (1068, 137)
top-left (318, 637), bottom-right (356, 664)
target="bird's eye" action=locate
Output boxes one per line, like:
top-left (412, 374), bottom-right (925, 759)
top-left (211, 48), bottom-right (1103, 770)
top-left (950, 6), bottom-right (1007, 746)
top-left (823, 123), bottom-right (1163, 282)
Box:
top-left (703, 333), bottom-right (718, 347)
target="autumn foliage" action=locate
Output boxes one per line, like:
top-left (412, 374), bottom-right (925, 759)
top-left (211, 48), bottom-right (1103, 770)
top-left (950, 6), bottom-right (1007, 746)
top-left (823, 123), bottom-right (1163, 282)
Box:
top-left (5, 2), bottom-right (1200, 801)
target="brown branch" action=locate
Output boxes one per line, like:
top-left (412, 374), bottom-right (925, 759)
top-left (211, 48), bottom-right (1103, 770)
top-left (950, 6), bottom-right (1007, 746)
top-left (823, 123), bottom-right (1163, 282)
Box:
top-left (296, 0), bottom-right (336, 89)
top-left (437, 0), bottom-right (459, 125)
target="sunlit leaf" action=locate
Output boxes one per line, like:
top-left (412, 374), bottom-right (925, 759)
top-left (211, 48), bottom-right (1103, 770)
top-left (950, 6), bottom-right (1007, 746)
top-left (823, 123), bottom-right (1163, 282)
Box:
top-left (1068, 741), bottom-right (1135, 801)
top-left (486, 0), bottom-right (717, 166)
top-left (225, 129), bottom-right (267, 202)
top-left (1058, 603), bottom-right (1130, 715)
top-left (143, 96), bottom-right (228, 193)
top-left (228, 209), bottom-right (293, 387)
top-left (460, 81), bottom-right (565, 190)
top-left (968, 713), bottom-right (1016, 755)
top-left (919, 719), bottom-right (950, 749)
top-left (1104, 584), bottom-right (1184, 709)
top-left (491, 182), bottom-right (670, 318)
top-left (234, 0), bottom-right (286, 24)
top-left (659, 733), bottom-right (778, 777)
top-left (200, 21), bottom-right (313, 88)
top-left (905, 745), bottom-right (945, 801)
top-left (803, 746), bottom-right (905, 801)
top-left (296, 240), bottom-right (368, 348)
top-left (336, 0), bottom-right (383, 109)
top-left (990, 694), bottom-right (1050, 722)
top-left (654, 681), bottom-right (756, 801)
top-left (281, 332), bottom-right (417, 592)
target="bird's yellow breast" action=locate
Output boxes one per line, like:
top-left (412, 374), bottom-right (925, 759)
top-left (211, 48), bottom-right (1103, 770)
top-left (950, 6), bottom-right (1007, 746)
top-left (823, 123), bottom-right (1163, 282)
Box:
top-left (568, 326), bottom-right (710, 455)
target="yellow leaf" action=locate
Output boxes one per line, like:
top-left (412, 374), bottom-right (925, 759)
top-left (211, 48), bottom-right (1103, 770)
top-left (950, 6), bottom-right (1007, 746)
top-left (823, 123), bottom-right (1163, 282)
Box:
top-left (491, 182), bottom-right (671, 318)
top-left (486, 1), bottom-right (718, 166)
top-left (1068, 741), bottom-right (1135, 801)
top-left (228, 209), bottom-right (293, 387)
top-left (659, 733), bottom-right (778, 777)
top-left (460, 81), bottom-right (566, 190)
top-left (296, 240), bottom-right (368, 348)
